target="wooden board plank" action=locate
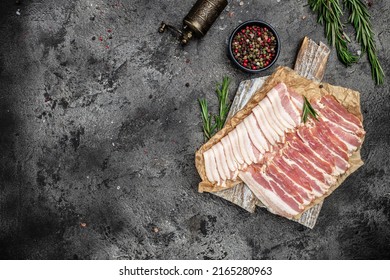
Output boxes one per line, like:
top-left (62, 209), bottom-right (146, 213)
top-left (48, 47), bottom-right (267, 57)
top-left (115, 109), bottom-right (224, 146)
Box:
top-left (212, 37), bottom-right (330, 228)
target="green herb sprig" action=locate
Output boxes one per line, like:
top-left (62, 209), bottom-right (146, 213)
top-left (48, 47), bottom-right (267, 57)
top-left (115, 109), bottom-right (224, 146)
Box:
top-left (343, 0), bottom-right (384, 85)
top-left (308, 0), bottom-right (384, 85)
top-left (302, 96), bottom-right (319, 123)
top-left (198, 77), bottom-right (231, 141)
top-left (214, 77), bottom-right (231, 131)
top-left (198, 98), bottom-right (216, 141)
top-left (308, 0), bottom-right (358, 66)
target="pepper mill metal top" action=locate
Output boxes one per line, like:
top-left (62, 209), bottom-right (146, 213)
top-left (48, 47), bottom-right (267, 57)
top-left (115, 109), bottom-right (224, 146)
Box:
top-left (158, 0), bottom-right (228, 45)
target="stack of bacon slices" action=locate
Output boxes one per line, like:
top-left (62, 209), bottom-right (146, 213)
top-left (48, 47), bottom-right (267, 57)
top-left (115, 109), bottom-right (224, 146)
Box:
top-left (200, 82), bottom-right (365, 219)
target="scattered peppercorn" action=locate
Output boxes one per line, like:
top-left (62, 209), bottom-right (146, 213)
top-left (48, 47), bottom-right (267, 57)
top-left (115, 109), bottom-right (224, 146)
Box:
top-left (185, 82), bottom-right (190, 87)
top-left (231, 25), bottom-right (277, 71)
top-left (92, 36), bottom-right (96, 41)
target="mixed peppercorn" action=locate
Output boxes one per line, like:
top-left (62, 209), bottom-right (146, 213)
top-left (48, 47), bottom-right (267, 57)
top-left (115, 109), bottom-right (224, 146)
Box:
top-left (231, 25), bottom-right (278, 71)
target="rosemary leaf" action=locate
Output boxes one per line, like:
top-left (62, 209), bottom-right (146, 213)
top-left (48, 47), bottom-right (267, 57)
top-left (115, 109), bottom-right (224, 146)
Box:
top-left (343, 0), bottom-right (384, 85)
top-left (215, 77), bottom-right (231, 131)
top-left (302, 96), bottom-right (319, 123)
top-left (198, 98), bottom-right (216, 141)
top-left (198, 77), bottom-right (232, 142)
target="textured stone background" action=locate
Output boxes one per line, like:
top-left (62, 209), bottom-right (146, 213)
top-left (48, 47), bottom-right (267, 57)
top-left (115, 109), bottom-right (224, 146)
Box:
top-left (0, 0), bottom-right (389, 259)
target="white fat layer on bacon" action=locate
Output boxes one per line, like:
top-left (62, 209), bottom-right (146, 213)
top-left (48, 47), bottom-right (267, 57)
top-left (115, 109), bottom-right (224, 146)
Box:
top-left (239, 171), bottom-right (299, 218)
top-left (203, 149), bottom-right (219, 184)
top-left (236, 123), bottom-right (256, 164)
top-left (211, 147), bottom-right (227, 181)
top-left (213, 142), bottom-right (231, 180)
top-left (259, 98), bottom-right (286, 135)
top-left (252, 105), bottom-right (278, 145)
top-left (266, 88), bottom-right (296, 128)
top-left (245, 114), bottom-right (269, 152)
top-left (228, 129), bottom-right (245, 167)
top-left (221, 136), bottom-right (238, 171)
top-left (289, 90), bottom-right (304, 111)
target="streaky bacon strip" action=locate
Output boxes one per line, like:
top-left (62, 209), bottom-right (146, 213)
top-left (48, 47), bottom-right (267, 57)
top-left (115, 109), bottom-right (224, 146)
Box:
top-left (283, 145), bottom-right (335, 188)
top-left (266, 84), bottom-right (296, 128)
top-left (272, 155), bottom-right (323, 197)
top-left (239, 169), bottom-right (300, 217)
top-left (322, 120), bottom-right (362, 152)
top-left (320, 96), bottom-right (363, 129)
top-left (286, 133), bottom-right (334, 175)
top-left (267, 163), bottom-right (312, 205)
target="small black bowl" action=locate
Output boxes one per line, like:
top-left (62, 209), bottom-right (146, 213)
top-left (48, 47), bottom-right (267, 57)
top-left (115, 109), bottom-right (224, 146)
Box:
top-left (228, 20), bottom-right (281, 73)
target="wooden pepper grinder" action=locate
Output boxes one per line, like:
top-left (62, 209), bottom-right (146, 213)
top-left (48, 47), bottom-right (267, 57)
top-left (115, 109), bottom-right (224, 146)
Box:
top-left (159, 0), bottom-right (228, 45)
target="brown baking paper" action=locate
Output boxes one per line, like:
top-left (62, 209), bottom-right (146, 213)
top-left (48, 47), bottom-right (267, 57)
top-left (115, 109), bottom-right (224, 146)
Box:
top-left (195, 66), bottom-right (365, 219)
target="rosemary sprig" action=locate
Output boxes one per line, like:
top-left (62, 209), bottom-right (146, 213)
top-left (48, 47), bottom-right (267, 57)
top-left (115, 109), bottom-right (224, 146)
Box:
top-left (343, 0), bottom-right (384, 84)
top-left (302, 96), bottom-right (319, 123)
top-left (198, 77), bottom-right (231, 141)
top-left (198, 98), bottom-right (216, 141)
top-left (308, 0), bottom-right (359, 66)
top-left (214, 77), bottom-right (231, 131)
top-left (308, 0), bottom-right (384, 85)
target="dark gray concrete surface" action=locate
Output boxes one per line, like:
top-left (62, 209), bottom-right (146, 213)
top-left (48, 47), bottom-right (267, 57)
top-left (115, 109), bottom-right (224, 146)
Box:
top-left (0, 0), bottom-right (389, 260)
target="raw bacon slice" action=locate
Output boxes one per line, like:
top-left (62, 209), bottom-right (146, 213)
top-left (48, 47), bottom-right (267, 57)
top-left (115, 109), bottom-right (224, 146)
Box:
top-left (266, 84), bottom-right (296, 128)
top-left (252, 105), bottom-right (279, 145)
top-left (322, 120), bottom-right (362, 152)
top-left (203, 148), bottom-right (220, 184)
top-left (320, 96), bottom-right (363, 129)
top-left (259, 98), bottom-right (286, 136)
top-left (297, 126), bottom-right (349, 175)
top-left (221, 136), bottom-right (238, 172)
top-left (236, 123), bottom-right (257, 164)
top-left (243, 114), bottom-right (268, 153)
top-left (272, 156), bottom-right (324, 197)
top-left (212, 143), bottom-right (231, 180)
top-left (239, 167), bottom-right (301, 217)
top-left (227, 129), bottom-right (245, 167)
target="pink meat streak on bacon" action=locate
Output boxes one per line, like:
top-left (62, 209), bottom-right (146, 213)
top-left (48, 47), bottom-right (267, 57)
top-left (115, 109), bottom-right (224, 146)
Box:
top-left (320, 96), bottom-right (363, 130)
